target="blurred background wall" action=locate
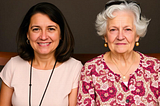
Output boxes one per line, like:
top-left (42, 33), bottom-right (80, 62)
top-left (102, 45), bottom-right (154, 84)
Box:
top-left (0, 0), bottom-right (160, 54)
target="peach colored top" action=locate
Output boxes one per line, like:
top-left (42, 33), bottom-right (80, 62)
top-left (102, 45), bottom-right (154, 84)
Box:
top-left (0, 56), bottom-right (83, 106)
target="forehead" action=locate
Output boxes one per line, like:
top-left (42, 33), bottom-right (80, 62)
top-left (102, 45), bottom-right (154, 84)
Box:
top-left (30, 13), bottom-right (58, 25)
top-left (30, 13), bottom-right (49, 21)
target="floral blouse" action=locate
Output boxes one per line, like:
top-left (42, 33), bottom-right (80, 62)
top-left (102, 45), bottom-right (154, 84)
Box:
top-left (77, 52), bottom-right (160, 106)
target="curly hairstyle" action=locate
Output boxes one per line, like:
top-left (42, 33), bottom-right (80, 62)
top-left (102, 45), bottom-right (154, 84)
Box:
top-left (95, 0), bottom-right (150, 39)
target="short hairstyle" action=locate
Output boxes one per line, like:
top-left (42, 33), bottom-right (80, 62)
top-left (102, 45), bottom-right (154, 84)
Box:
top-left (95, 0), bottom-right (150, 39)
top-left (17, 2), bottom-right (74, 62)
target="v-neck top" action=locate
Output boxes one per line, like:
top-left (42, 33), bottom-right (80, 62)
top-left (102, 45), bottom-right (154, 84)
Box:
top-left (77, 52), bottom-right (160, 106)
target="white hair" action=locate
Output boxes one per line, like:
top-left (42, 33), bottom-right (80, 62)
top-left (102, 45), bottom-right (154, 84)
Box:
top-left (95, 0), bottom-right (150, 38)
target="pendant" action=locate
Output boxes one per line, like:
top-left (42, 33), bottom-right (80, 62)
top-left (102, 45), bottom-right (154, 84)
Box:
top-left (123, 76), bottom-right (126, 79)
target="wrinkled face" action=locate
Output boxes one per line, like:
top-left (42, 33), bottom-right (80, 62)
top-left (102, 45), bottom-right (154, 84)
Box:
top-left (27, 13), bottom-right (61, 56)
top-left (105, 10), bottom-right (139, 54)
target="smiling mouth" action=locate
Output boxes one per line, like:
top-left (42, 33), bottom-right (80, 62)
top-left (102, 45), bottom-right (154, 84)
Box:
top-left (38, 42), bottom-right (51, 46)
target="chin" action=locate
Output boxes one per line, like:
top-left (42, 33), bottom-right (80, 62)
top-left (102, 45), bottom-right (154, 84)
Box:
top-left (113, 47), bottom-right (133, 53)
top-left (114, 50), bottom-right (129, 54)
top-left (36, 50), bottom-right (54, 55)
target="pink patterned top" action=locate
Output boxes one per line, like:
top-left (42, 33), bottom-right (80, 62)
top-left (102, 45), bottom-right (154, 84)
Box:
top-left (77, 52), bottom-right (160, 106)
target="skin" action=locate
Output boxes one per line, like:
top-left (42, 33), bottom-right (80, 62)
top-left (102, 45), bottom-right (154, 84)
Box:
top-left (27, 13), bottom-right (61, 70)
top-left (0, 82), bottom-right (13, 106)
top-left (104, 10), bottom-right (140, 82)
top-left (0, 13), bottom-right (77, 106)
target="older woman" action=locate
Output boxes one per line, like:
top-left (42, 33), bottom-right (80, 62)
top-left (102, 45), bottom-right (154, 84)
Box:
top-left (0, 2), bottom-right (82, 106)
top-left (77, 0), bottom-right (160, 105)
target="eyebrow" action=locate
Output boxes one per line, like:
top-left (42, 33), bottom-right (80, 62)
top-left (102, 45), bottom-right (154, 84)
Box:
top-left (30, 25), bottom-right (58, 29)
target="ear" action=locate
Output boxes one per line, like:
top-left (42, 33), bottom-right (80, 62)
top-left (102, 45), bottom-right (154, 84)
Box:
top-left (104, 35), bottom-right (108, 43)
top-left (27, 33), bottom-right (30, 40)
top-left (136, 35), bottom-right (140, 42)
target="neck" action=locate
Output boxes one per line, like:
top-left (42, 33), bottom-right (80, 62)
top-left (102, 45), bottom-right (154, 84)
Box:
top-left (110, 51), bottom-right (135, 66)
top-left (32, 53), bottom-right (56, 70)
top-left (104, 51), bottom-right (140, 81)
top-left (109, 51), bottom-right (136, 81)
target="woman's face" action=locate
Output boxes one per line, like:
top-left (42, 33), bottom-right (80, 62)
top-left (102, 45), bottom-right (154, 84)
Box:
top-left (105, 10), bottom-right (139, 54)
top-left (27, 13), bottom-right (61, 56)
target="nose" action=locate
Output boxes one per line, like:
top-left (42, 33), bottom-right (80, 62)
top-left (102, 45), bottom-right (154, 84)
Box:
top-left (117, 29), bottom-right (125, 40)
top-left (40, 30), bottom-right (48, 40)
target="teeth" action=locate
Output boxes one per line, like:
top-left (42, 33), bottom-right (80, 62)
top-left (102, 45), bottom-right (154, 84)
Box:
top-left (38, 42), bottom-right (50, 45)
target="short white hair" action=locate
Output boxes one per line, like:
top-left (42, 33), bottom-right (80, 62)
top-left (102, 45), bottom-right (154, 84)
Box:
top-left (95, 0), bottom-right (150, 38)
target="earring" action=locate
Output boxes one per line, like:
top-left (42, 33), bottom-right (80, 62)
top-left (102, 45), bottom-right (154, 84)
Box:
top-left (135, 41), bottom-right (139, 46)
top-left (104, 43), bottom-right (107, 47)
top-left (26, 39), bottom-right (29, 44)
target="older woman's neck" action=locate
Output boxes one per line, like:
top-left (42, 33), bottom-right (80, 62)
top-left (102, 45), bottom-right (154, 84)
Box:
top-left (109, 51), bottom-right (136, 64)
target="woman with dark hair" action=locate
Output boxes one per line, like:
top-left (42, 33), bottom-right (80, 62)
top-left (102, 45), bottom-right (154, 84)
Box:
top-left (0, 2), bottom-right (82, 106)
top-left (77, 0), bottom-right (160, 105)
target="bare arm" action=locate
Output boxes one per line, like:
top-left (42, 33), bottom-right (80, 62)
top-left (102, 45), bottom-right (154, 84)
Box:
top-left (68, 88), bottom-right (78, 106)
top-left (0, 81), bottom-right (13, 106)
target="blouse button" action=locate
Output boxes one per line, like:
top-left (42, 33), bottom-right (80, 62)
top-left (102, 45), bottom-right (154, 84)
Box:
top-left (126, 87), bottom-right (128, 90)
top-left (126, 99), bottom-right (129, 103)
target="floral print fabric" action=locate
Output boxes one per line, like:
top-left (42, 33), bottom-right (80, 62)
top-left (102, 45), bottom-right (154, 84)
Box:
top-left (77, 52), bottom-right (160, 106)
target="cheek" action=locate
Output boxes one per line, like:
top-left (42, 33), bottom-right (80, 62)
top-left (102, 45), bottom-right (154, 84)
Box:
top-left (52, 33), bottom-right (61, 41)
top-left (28, 33), bottom-right (39, 41)
top-left (129, 35), bottom-right (137, 43)
top-left (107, 35), bottom-right (116, 43)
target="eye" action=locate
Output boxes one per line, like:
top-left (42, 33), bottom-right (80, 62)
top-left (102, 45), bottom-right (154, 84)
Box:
top-left (48, 27), bottom-right (55, 31)
top-left (125, 28), bottom-right (132, 31)
top-left (110, 29), bottom-right (116, 32)
top-left (32, 28), bottom-right (39, 32)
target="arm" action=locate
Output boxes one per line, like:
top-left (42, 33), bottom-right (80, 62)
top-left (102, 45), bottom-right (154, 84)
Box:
top-left (0, 81), bottom-right (13, 106)
top-left (68, 88), bottom-right (78, 106)
top-left (77, 65), bottom-right (95, 106)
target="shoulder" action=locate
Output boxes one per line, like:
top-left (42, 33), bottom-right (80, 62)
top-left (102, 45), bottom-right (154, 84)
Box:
top-left (8, 55), bottom-right (26, 64)
top-left (65, 57), bottom-right (82, 66)
top-left (66, 57), bottom-right (82, 64)
top-left (5, 55), bottom-right (28, 68)
top-left (57, 57), bottom-right (83, 77)
top-left (139, 52), bottom-right (160, 72)
top-left (10, 55), bottom-right (25, 62)
top-left (84, 54), bottom-right (104, 65)
top-left (0, 56), bottom-right (28, 87)
top-left (81, 54), bottom-right (105, 72)
top-left (139, 52), bottom-right (160, 64)
top-left (62, 57), bottom-right (83, 69)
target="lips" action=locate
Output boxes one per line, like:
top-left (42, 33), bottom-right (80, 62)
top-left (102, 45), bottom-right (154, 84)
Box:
top-left (116, 43), bottom-right (126, 45)
top-left (38, 42), bottom-right (51, 46)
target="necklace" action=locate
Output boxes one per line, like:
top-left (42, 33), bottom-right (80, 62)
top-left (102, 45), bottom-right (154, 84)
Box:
top-left (29, 60), bottom-right (57, 106)
top-left (110, 53), bottom-right (135, 79)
